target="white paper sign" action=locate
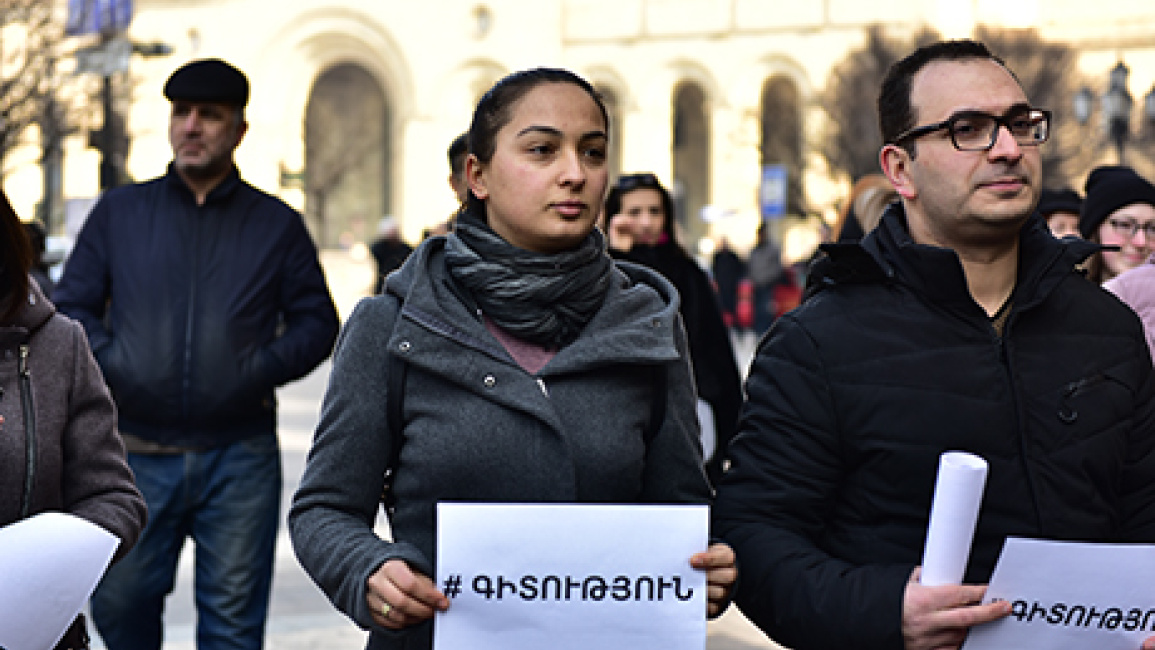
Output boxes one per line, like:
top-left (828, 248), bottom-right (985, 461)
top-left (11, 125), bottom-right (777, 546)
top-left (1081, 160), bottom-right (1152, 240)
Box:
top-left (0, 512), bottom-right (119, 650)
top-left (963, 537), bottom-right (1155, 650)
top-left (921, 451), bottom-right (988, 586)
top-left (434, 503), bottom-right (708, 650)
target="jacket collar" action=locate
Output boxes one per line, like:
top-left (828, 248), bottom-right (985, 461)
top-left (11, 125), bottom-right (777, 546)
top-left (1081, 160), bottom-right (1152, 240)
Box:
top-left (164, 163), bottom-right (243, 205)
top-left (0, 280), bottom-right (55, 347)
top-left (811, 203), bottom-right (1099, 314)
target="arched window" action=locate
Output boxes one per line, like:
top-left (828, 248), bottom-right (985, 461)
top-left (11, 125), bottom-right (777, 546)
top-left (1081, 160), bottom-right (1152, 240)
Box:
top-left (304, 63), bottom-right (392, 248)
top-left (672, 81), bottom-right (710, 245)
top-left (759, 75), bottom-right (804, 215)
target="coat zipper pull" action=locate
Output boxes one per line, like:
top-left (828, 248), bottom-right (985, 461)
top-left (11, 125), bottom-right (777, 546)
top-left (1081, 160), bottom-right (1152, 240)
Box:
top-left (536, 378), bottom-right (549, 397)
top-left (19, 344), bottom-right (29, 377)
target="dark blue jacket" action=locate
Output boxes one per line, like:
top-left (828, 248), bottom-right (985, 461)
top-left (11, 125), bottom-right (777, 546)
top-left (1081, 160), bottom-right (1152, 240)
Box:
top-left (54, 166), bottom-right (339, 448)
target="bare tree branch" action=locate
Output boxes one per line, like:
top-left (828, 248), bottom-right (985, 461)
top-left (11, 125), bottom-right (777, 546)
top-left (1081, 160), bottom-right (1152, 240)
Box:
top-left (818, 25), bottom-right (1096, 191)
top-left (2, 0), bottom-right (93, 175)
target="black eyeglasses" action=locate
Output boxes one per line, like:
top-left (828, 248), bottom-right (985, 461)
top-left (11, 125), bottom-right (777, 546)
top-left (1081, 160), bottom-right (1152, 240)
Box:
top-left (891, 108), bottom-right (1051, 152)
top-left (1107, 217), bottom-right (1155, 240)
top-left (614, 173), bottom-right (662, 192)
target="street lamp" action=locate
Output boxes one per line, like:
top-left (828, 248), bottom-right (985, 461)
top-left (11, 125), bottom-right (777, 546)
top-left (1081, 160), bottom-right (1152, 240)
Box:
top-left (82, 38), bottom-right (172, 190)
top-left (1073, 62), bottom-right (1136, 164)
top-left (1103, 61), bottom-right (1134, 164)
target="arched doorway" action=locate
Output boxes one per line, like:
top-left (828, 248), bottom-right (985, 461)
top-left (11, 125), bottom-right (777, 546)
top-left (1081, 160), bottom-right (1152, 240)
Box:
top-left (672, 81), bottom-right (710, 248)
top-left (304, 63), bottom-right (392, 248)
top-left (759, 75), bottom-right (804, 216)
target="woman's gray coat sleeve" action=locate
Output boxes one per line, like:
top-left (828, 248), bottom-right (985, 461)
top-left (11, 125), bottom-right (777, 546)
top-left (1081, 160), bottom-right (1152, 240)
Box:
top-left (289, 297), bottom-right (429, 631)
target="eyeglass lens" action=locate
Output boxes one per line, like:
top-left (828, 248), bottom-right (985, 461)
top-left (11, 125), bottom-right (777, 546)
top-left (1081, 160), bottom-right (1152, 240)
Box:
top-left (951, 111), bottom-right (1048, 151)
top-left (1108, 218), bottom-right (1155, 239)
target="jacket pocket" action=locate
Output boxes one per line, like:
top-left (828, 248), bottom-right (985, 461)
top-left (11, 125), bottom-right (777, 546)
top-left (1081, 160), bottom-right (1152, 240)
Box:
top-left (1050, 371), bottom-right (1134, 446)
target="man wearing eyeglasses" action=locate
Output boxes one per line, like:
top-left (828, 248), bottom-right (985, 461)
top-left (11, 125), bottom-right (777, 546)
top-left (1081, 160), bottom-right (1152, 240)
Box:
top-left (714, 40), bottom-right (1155, 650)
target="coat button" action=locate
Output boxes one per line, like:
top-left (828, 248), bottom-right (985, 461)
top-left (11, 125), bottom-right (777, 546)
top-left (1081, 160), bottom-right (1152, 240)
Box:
top-left (651, 318), bottom-right (662, 328)
top-left (398, 341), bottom-right (411, 353)
top-left (483, 374), bottom-right (497, 388)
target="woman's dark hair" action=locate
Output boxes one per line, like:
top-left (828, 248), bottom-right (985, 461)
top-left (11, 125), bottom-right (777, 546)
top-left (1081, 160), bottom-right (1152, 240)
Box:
top-left (604, 172), bottom-right (680, 247)
top-left (0, 189), bottom-right (33, 322)
top-left (878, 39), bottom-right (1006, 152)
top-left (466, 67), bottom-right (609, 215)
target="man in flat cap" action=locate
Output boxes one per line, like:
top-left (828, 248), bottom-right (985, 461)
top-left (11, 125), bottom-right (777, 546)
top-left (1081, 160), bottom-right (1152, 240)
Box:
top-left (55, 58), bottom-right (340, 650)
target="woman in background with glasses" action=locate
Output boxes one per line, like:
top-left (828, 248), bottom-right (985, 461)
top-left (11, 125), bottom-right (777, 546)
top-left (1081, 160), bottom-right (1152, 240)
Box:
top-left (603, 173), bottom-right (743, 487)
top-left (1079, 165), bottom-right (1155, 284)
top-left (1095, 166), bottom-right (1155, 362)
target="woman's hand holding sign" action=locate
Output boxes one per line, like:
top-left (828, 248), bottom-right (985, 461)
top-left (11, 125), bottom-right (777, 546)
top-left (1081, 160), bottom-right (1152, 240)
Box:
top-left (368, 559), bottom-right (450, 630)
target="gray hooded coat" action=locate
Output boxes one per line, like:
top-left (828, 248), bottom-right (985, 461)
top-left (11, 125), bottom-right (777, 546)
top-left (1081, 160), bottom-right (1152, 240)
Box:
top-left (290, 237), bottom-right (711, 649)
top-left (0, 281), bottom-right (145, 562)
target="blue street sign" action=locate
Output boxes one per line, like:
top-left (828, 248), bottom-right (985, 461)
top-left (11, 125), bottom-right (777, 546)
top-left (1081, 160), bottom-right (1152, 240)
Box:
top-left (760, 164), bottom-right (788, 220)
top-left (66, 0), bottom-right (133, 36)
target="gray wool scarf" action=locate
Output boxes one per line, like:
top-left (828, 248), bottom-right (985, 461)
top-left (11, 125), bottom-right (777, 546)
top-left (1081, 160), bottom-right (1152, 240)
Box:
top-left (444, 210), bottom-right (612, 348)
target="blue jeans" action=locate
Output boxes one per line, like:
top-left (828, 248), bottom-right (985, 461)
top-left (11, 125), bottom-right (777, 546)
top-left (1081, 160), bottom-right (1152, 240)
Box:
top-left (91, 433), bottom-right (282, 650)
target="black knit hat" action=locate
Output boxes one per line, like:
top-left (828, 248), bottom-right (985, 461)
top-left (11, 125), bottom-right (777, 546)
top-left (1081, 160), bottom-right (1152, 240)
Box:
top-left (163, 59), bottom-right (249, 107)
top-left (1080, 166), bottom-right (1155, 238)
top-left (1036, 188), bottom-right (1082, 217)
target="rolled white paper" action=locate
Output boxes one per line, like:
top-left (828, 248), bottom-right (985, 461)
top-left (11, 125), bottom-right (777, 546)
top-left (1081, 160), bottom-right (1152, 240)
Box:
top-left (920, 451), bottom-right (988, 586)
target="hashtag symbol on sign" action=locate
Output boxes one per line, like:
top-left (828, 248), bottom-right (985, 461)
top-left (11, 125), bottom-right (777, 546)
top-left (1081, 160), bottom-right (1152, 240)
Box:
top-left (443, 574), bottom-right (463, 598)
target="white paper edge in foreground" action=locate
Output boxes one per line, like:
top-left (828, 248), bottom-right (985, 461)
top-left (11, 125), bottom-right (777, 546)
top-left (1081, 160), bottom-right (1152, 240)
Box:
top-left (0, 511), bottom-right (119, 650)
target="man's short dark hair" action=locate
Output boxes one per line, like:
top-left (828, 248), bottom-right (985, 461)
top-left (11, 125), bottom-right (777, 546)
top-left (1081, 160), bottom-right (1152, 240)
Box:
top-left (447, 133), bottom-right (468, 177)
top-left (878, 40), bottom-right (1007, 148)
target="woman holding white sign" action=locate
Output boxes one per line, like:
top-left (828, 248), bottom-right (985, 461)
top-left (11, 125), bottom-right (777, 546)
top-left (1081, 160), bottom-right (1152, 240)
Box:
top-left (289, 68), bottom-right (736, 649)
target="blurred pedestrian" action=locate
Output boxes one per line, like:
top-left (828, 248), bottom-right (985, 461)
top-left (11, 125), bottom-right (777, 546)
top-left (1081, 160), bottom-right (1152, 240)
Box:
top-left (290, 67), bottom-right (735, 650)
top-left (715, 39), bottom-right (1155, 650)
top-left (446, 131), bottom-right (469, 206)
top-left (369, 216), bottom-right (413, 294)
top-left (747, 222), bottom-right (786, 334)
top-left (23, 219), bottom-right (55, 297)
top-left (1079, 165), bottom-right (1155, 283)
top-left (1037, 187), bottom-right (1082, 239)
top-left (605, 172), bottom-right (744, 485)
top-left (833, 173), bottom-right (898, 242)
top-left (53, 58), bottom-right (340, 650)
top-left (0, 188), bottom-right (146, 650)
top-left (711, 237), bottom-right (747, 330)
top-left (1106, 255), bottom-right (1155, 365)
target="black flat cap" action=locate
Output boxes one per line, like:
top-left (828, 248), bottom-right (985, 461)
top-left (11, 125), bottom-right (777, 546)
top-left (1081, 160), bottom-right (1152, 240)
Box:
top-left (163, 59), bottom-right (249, 107)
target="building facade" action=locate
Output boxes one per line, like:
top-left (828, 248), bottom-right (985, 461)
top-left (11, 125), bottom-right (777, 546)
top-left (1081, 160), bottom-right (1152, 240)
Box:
top-left (6, 0), bottom-right (1155, 257)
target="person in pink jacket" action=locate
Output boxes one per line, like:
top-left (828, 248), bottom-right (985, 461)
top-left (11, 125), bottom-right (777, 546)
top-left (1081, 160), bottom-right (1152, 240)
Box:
top-left (1106, 254), bottom-right (1155, 363)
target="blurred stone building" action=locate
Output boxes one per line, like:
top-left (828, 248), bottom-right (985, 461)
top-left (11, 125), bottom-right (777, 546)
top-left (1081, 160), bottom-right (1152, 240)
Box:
top-left (5, 0), bottom-right (1155, 257)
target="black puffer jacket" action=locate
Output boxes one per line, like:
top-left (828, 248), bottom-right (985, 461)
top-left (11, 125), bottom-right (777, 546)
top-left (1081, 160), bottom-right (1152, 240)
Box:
top-left (714, 205), bottom-right (1155, 649)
